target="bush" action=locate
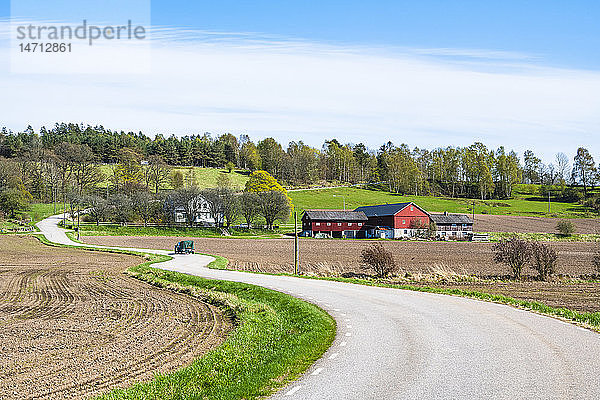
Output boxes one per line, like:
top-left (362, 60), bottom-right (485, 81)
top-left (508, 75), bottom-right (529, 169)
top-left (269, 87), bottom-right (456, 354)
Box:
top-left (361, 243), bottom-right (398, 278)
top-left (530, 242), bottom-right (558, 281)
top-left (493, 236), bottom-right (532, 279)
top-left (556, 220), bottom-right (576, 236)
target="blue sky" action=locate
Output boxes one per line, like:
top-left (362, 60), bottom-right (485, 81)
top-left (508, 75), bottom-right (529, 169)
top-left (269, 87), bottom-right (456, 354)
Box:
top-left (151, 1), bottom-right (599, 70)
top-left (1, 1), bottom-right (599, 162)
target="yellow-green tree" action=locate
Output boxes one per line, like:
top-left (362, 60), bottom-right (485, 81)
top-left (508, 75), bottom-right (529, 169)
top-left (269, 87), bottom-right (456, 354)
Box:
top-left (244, 170), bottom-right (291, 228)
top-left (245, 170), bottom-right (288, 197)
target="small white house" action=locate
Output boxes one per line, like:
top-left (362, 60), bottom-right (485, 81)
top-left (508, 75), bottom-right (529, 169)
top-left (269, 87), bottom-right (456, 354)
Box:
top-left (174, 195), bottom-right (223, 227)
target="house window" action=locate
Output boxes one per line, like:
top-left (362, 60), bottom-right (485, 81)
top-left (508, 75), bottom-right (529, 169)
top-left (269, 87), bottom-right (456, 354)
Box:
top-left (358, 223), bottom-right (363, 226)
top-left (315, 222), bottom-right (320, 226)
top-left (404, 230), bottom-right (408, 234)
top-left (410, 206), bottom-right (414, 211)
top-left (327, 222), bottom-right (331, 226)
top-left (402, 220), bottom-right (406, 225)
top-left (337, 223), bottom-right (342, 226)
top-left (348, 222), bottom-right (353, 226)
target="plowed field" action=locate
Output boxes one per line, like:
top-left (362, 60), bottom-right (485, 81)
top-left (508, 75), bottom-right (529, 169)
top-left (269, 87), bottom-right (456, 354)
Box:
top-left (0, 236), bottom-right (231, 400)
top-left (83, 236), bottom-right (598, 277)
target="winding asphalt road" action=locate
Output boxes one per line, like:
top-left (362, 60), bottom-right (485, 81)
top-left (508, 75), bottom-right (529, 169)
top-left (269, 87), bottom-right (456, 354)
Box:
top-left (37, 215), bottom-right (600, 399)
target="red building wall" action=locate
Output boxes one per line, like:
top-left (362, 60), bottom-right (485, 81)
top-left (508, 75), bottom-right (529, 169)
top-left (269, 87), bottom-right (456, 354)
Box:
top-left (393, 205), bottom-right (430, 229)
top-left (365, 204), bottom-right (430, 229)
top-left (308, 220), bottom-right (365, 232)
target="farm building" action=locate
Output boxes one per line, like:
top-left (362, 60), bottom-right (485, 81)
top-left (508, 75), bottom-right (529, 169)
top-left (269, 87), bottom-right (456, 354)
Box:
top-left (174, 194), bottom-right (223, 226)
top-left (302, 202), bottom-right (474, 240)
top-left (430, 212), bottom-right (474, 240)
top-left (302, 210), bottom-right (368, 238)
top-left (354, 202), bottom-right (431, 239)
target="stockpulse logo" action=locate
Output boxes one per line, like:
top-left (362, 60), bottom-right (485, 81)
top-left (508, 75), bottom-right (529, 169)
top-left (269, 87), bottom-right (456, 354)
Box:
top-left (15, 20), bottom-right (147, 47)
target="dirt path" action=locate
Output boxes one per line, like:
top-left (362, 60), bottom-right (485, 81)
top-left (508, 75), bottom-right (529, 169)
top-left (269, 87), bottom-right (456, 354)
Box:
top-left (0, 236), bottom-right (231, 400)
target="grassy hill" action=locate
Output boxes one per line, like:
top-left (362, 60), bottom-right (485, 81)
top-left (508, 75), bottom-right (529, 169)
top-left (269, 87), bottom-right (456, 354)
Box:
top-left (98, 165), bottom-right (250, 190)
top-left (289, 187), bottom-right (593, 218)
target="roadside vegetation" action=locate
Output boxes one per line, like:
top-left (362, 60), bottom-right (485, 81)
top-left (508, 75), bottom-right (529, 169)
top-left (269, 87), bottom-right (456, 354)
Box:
top-left (99, 264), bottom-right (335, 400)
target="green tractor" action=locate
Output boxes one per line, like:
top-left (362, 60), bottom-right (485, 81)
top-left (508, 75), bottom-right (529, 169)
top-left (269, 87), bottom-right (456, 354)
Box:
top-left (174, 240), bottom-right (195, 254)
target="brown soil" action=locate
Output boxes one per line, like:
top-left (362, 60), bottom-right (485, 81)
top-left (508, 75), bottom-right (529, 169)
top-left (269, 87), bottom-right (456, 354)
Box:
top-left (0, 236), bottom-right (231, 400)
top-left (411, 281), bottom-right (600, 314)
top-left (83, 236), bottom-right (598, 277)
top-left (473, 214), bottom-right (599, 233)
top-left (82, 235), bottom-right (600, 314)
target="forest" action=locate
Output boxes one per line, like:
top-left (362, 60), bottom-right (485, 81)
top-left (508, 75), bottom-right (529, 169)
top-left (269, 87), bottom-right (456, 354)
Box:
top-left (0, 123), bottom-right (598, 218)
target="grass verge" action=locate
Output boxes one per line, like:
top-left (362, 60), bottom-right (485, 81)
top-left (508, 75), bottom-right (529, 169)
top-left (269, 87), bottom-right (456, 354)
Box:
top-left (31, 233), bottom-right (336, 400)
top-left (99, 265), bottom-right (335, 400)
top-left (221, 268), bottom-right (600, 333)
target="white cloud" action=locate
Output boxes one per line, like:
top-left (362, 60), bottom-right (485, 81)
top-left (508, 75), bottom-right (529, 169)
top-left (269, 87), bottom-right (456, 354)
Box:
top-left (1, 22), bottom-right (599, 160)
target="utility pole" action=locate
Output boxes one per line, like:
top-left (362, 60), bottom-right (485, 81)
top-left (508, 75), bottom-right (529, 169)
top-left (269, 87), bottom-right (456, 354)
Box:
top-left (294, 210), bottom-right (299, 275)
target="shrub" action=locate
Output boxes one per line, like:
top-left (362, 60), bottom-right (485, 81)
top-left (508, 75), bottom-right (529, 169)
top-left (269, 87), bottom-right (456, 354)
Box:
top-left (493, 236), bottom-right (532, 279)
top-left (361, 243), bottom-right (398, 278)
top-left (556, 220), bottom-right (575, 236)
top-left (530, 242), bottom-right (558, 281)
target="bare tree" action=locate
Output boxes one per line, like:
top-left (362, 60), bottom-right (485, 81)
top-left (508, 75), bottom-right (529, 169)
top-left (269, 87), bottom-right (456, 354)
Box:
top-left (219, 188), bottom-right (239, 228)
top-left (131, 190), bottom-right (157, 227)
top-left (555, 152), bottom-right (570, 183)
top-left (240, 191), bottom-right (260, 228)
top-left (530, 242), bottom-right (558, 281)
top-left (493, 236), bottom-right (532, 279)
top-left (256, 190), bottom-right (290, 229)
top-left (173, 187), bottom-right (202, 227)
top-left (146, 155), bottom-right (171, 193)
top-left (84, 195), bottom-right (109, 226)
top-left (106, 194), bottom-right (134, 225)
top-left (361, 243), bottom-right (398, 278)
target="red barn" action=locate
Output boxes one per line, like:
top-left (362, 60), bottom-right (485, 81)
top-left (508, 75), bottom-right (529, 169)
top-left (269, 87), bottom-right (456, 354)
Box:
top-left (354, 202), bottom-right (430, 238)
top-left (302, 210), bottom-right (368, 238)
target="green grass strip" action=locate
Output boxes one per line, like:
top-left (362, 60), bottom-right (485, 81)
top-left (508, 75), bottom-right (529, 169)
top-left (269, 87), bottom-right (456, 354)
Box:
top-left (99, 265), bottom-right (335, 400)
top-left (223, 269), bottom-right (600, 332)
top-left (30, 233), bottom-right (335, 400)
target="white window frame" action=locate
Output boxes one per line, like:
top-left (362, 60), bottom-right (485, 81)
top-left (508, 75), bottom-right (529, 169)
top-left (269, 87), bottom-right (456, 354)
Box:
top-left (327, 222), bottom-right (331, 226)
top-left (315, 222), bottom-right (320, 226)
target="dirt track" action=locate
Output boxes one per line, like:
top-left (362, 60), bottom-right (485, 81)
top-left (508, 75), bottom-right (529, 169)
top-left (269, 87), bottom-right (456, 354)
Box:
top-left (472, 214), bottom-right (599, 233)
top-left (0, 236), bottom-right (231, 400)
top-left (82, 236), bottom-right (598, 277)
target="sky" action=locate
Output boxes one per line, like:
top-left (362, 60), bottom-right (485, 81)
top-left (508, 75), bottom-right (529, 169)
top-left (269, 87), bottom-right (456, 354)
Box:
top-left (0, 0), bottom-right (599, 163)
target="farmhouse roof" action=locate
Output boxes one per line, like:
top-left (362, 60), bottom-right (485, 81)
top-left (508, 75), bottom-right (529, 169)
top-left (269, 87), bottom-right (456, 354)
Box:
top-left (430, 213), bottom-right (473, 225)
top-left (303, 210), bottom-right (368, 222)
top-left (354, 202), bottom-right (428, 217)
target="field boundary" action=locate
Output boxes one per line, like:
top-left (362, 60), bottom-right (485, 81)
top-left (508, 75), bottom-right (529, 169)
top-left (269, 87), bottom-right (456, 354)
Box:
top-left (30, 233), bottom-right (336, 400)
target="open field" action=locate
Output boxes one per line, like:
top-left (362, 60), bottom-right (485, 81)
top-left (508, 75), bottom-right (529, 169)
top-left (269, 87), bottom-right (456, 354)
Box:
top-left (82, 236), bottom-right (598, 277)
top-left (0, 236), bottom-right (231, 400)
top-left (473, 214), bottom-right (600, 234)
top-left (289, 187), bottom-right (595, 218)
top-left (82, 235), bottom-right (600, 314)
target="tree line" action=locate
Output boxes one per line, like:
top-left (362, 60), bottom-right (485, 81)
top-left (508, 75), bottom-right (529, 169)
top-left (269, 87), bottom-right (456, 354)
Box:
top-left (0, 123), bottom-right (598, 210)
